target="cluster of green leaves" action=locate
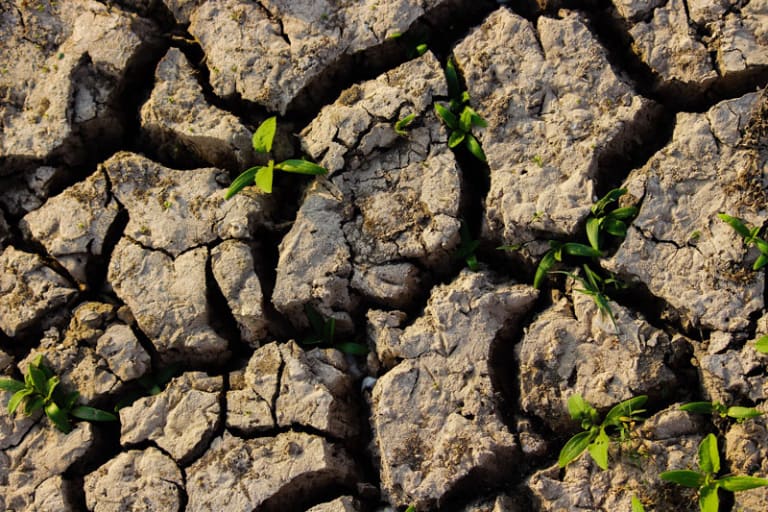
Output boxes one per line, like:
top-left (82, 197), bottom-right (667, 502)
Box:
top-left (559, 394), bottom-right (647, 470)
top-left (455, 221), bottom-right (480, 271)
top-left (586, 188), bottom-right (638, 252)
top-left (680, 401), bottom-right (762, 422)
top-left (534, 241), bottom-right (601, 289)
top-left (718, 213), bottom-right (768, 270)
top-left (555, 264), bottom-right (621, 333)
top-left (0, 355), bottom-right (116, 433)
top-left (660, 433), bottom-right (768, 512)
top-left (434, 57), bottom-right (487, 162)
top-left (226, 117), bottom-right (327, 198)
top-left (301, 304), bottom-right (368, 356)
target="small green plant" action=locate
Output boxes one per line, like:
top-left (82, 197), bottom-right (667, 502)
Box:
top-left (631, 495), bottom-right (646, 512)
top-left (559, 394), bottom-right (647, 470)
top-left (405, 506), bottom-right (416, 512)
top-left (226, 117), bottom-right (327, 198)
top-left (434, 57), bottom-right (487, 162)
top-left (660, 433), bottom-right (768, 512)
top-left (455, 221), bottom-right (480, 271)
top-left (554, 264), bottom-right (620, 333)
top-left (394, 113), bottom-right (417, 136)
top-left (718, 213), bottom-right (768, 270)
top-left (585, 188), bottom-right (638, 252)
top-left (679, 401), bottom-right (762, 422)
top-left (301, 304), bottom-right (368, 356)
top-left (755, 334), bottom-right (768, 353)
top-left (533, 241), bottom-right (601, 289)
top-left (0, 355), bottom-right (117, 433)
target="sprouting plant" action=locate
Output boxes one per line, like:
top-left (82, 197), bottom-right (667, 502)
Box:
top-left (455, 221), bottom-right (480, 271)
top-left (660, 433), bottom-right (768, 512)
top-left (755, 334), bottom-right (768, 354)
top-left (679, 401), bottom-right (762, 422)
top-left (405, 506), bottom-right (416, 512)
top-left (226, 117), bottom-right (327, 198)
top-left (301, 304), bottom-right (368, 356)
top-left (631, 495), bottom-right (646, 512)
top-left (0, 355), bottom-right (117, 433)
top-left (559, 394), bottom-right (647, 470)
top-left (718, 213), bottom-right (768, 270)
top-left (533, 241), bottom-right (601, 289)
top-left (394, 113), bottom-right (417, 136)
top-left (585, 188), bottom-right (638, 252)
top-left (555, 264), bottom-right (621, 333)
top-left (434, 57), bottom-right (487, 162)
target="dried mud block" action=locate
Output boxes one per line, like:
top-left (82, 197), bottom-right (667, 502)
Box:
top-left (606, 91), bottom-right (768, 332)
top-left (186, 431), bottom-right (357, 511)
top-left (84, 448), bottom-right (185, 512)
top-left (0, 0), bottom-right (161, 171)
top-left (0, 423), bottom-right (95, 511)
top-left (370, 270), bottom-right (538, 509)
top-left (189, 0), bottom-right (457, 113)
top-left (528, 407), bottom-right (702, 511)
top-left (120, 372), bottom-right (222, 464)
top-left (275, 53), bottom-right (461, 329)
top-left (306, 496), bottom-right (361, 512)
top-left (33, 475), bottom-right (78, 512)
top-left (0, 166), bottom-right (63, 217)
top-left (0, 246), bottom-right (77, 337)
top-left (227, 341), bottom-right (358, 438)
top-left (211, 240), bottom-right (268, 347)
top-left (20, 169), bottom-right (120, 284)
top-left (141, 48), bottom-right (257, 170)
top-left (517, 285), bottom-right (685, 432)
top-left (725, 416), bottom-right (768, 512)
top-left (103, 152), bottom-right (270, 257)
top-left (453, 8), bottom-right (661, 251)
top-left (0, 392), bottom-right (38, 450)
top-left (108, 239), bottom-right (228, 364)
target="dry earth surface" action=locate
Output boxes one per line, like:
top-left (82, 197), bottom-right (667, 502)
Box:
top-left (0, 0), bottom-right (767, 510)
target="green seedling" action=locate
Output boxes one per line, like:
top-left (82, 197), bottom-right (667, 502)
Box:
top-left (405, 506), bottom-right (416, 512)
top-left (755, 334), bottom-right (768, 354)
top-left (434, 57), bottom-right (488, 162)
top-left (660, 433), bottom-right (768, 512)
top-left (718, 213), bottom-right (768, 270)
top-left (585, 188), bottom-right (638, 252)
top-left (534, 241), bottom-right (601, 289)
top-left (394, 113), bottom-right (417, 136)
top-left (559, 394), bottom-right (647, 470)
top-left (680, 401), bottom-right (762, 422)
top-left (302, 304), bottom-right (368, 356)
top-left (0, 355), bottom-right (117, 433)
top-left (554, 264), bottom-right (620, 333)
top-left (631, 495), bottom-right (646, 512)
top-left (226, 117), bottom-right (327, 198)
top-left (455, 221), bottom-right (480, 271)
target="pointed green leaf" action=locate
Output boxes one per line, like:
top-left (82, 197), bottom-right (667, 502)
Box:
top-left (465, 253), bottom-right (479, 271)
top-left (719, 475), bottom-right (768, 492)
top-left (680, 402), bottom-right (716, 415)
top-left (445, 57), bottom-right (460, 100)
top-left (275, 159), bottom-right (328, 175)
top-left (414, 43), bottom-right (428, 56)
top-left (603, 218), bottom-right (628, 237)
top-left (225, 166), bottom-right (260, 199)
top-left (27, 365), bottom-right (47, 395)
top-left (718, 213), bottom-right (752, 239)
top-left (631, 495), bottom-right (645, 512)
top-left (534, 250), bottom-right (558, 289)
top-left (558, 430), bottom-right (594, 468)
top-left (753, 237), bottom-right (768, 254)
top-left (254, 164), bottom-right (274, 194)
top-left (394, 113), bottom-right (416, 135)
top-left (563, 243), bottom-right (601, 259)
top-left (323, 317), bottom-right (336, 344)
top-left (605, 395), bottom-right (648, 424)
top-left (252, 116), bottom-right (276, 153)
top-left (592, 188), bottom-right (627, 216)
top-left (0, 378), bottom-right (26, 393)
top-left (586, 217), bottom-right (601, 251)
top-left (465, 134), bottom-right (486, 162)
top-left (45, 376), bottom-right (59, 401)
top-left (335, 342), bottom-right (369, 356)
top-left (24, 396), bottom-right (44, 415)
top-left (45, 401), bottom-right (71, 433)
top-left (567, 394), bottom-right (592, 420)
top-left (435, 103), bottom-right (458, 130)
top-left (659, 470), bottom-right (705, 488)
top-left (459, 108), bottom-right (473, 133)
top-left (699, 484), bottom-right (719, 512)
top-left (63, 391), bottom-right (80, 411)
top-left (448, 130), bottom-right (466, 148)
top-left (71, 405), bottom-right (117, 422)
top-left (754, 253), bottom-right (768, 271)
top-left (698, 433), bottom-right (720, 475)
top-left (587, 428), bottom-right (610, 470)
top-left (726, 406), bottom-right (762, 420)
top-left (610, 206), bottom-right (638, 220)
top-left (755, 335), bottom-right (768, 354)
top-left (8, 388), bottom-right (34, 414)
top-left (465, 107), bottom-right (488, 128)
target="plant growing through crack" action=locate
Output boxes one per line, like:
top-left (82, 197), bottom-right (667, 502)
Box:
top-left (434, 57), bottom-right (487, 162)
top-left (680, 401), bottom-right (763, 422)
top-left (301, 304), bottom-right (368, 356)
top-left (225, 116), bottom-right (327, 198)
top-left (455, 220), bottom-right (480, 271)
top-left (586, 188), bottom-right (638, 252)
top-left (114, 363), bottom-right (181, 411)
top-left (394, 113), bottom-right (417, 136)
top-left (0, 355), bottom-right (117, 433)
top-left (718, 213), bottom-right (768, 270)
top-left (660, 433), bottom-right (768, 512)
top-left (533, 241), bottom-right (601, 289)
top-left (559, 393), bottom-right (647, 470)
top-left (554, 264), bottom-right (621, 333)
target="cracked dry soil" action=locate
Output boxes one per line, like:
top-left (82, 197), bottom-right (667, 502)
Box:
top-left (1, 0), bottom-right (768, 511)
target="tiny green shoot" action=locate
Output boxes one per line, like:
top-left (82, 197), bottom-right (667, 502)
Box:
top-left (394, 113), bottom-right (417, 136)
top-left (631, 495), bottom-right (646, 512)
top-left (301, 304), bottom-right (368, 356)
top-left (533, 241), bottom-right (601, 289)
top-left (554, 264), bottom-right (620, 333)
top-left (718, 213), bottom-right (768, 270)
top-left (755, 334), bottom-right (768, 354)
top-left (455, 221), bottom-right (480, 271)
top-left (679, 401), bottom-right (762, 422)
top-left (585, 188), bottom-right (638, 252)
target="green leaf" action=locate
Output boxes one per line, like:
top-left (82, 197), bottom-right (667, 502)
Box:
top-left (304, 304), bottom-right (326, 336)
top-left (445, 57), bottom-right (460, 101)
top-left (448, 130), bottom-right (466, 148)
top-left (631, 495), bottom-right (646, 512)
top-left (586, 217), bottom-right (601, 251)
top-left (659, 470), bottom-right (705, 488)
top-left (718, 213), bottom-right (752, 239)
top-left (63, 391), bottom-right (80, 411)
top-left (252, 116), bottom-right (276, 153)
top-left (567, 394), bottom-right (592, 420)
top-left (755, 335), bottom-right (768, 354)
top-left (699, 484), bottom-right (719, 512)
top-left (603, 217), bottom-right (628, 237)
top-left (610, 206), bottom-right (638, 220)
top-left (587, 428), bottom-right (610, 470)
top-left (558, 430), bottom-right (595, 468)
top-left (435, 103), bottom-right (458, 130)
top-left (0, 378), bottom-right (26, 393)
top-left (459, 108), bottom-right (473, 133)
top-left (698, 433), bottom-right (720, 475)
top-left (45, 376), bottom-right (59, 401)
top-left (563, 243), bottom-right (601, 259)
top-left (8, 388), bottom-right (34, 414)
top-left (680, 402), bottom-right (716, 415)
top-left (27, 365), bottom-right (47, 395)
top-left (24, 396), bottom-right (44, 415)
top-left (225, 166), bottom-right (260, 199)
top-left (335, 342), bottom-right (369, 356)
top-left (465, 134), bottom-right (486, 162)
top-left (754, 253), bottom-right (768, 271)
top-left (465, 107), bottom-right (488, 128)
top-left (45, 401), bottom-right (71, 433)
top-left (605, 395), bottom-right (648, 424)
top-left (726, 406), bottom-right (762, 420)
top-left (414, 43), bottom-right (428, 56)
top-left (394, 113), bottom-right (416, 135)
top-left (405, 506), bottom-right (416, 512)
top-left (753, 237), bottom-right (768, 255)
top-left (275, 159), bottom-right (328, 175)
top-left (254, 164), bottom-right (274, 194)
top-left (71, 405), bottom-right (118, 422)
top-left (465, 253), bottom-right (479, 271)
top-left (592, 188), bottom-right (627, 216)
top-left (719, 475), bottom-right (768, 492)
top-left (533, 250), bottom-right (558, 289)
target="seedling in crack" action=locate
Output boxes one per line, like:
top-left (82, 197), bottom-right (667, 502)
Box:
top-left (226, 116), bottom-right (327, 198)
top-left (558, 394), bottom-right (647, 470)
top-left (434, 57), bottom-right (487, 162)
top-left (755, 334), bottom-right (768, 354)
top-left (455, 221), bottom-right (480, 271)
top-left (301, 304), bottom-right (368, 356)
top-left (718, 213), bottom-right (768, 270)
top-left (394, 113), bottom-right (417, 136)
top-left (586, 188), bottom-right (638, 252)
top-left (0, 355), bottom-right (117, 433)
top-left (680, 401), bottom-right (762, 423)
top-left (114, 363), bottom-right (181, 411)
top-left (533, 241), bottom-right (601, 289)
top-left (554, 264), bottom-right (620, 333)
top-left (660, 433), bottom-right (768, 512)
